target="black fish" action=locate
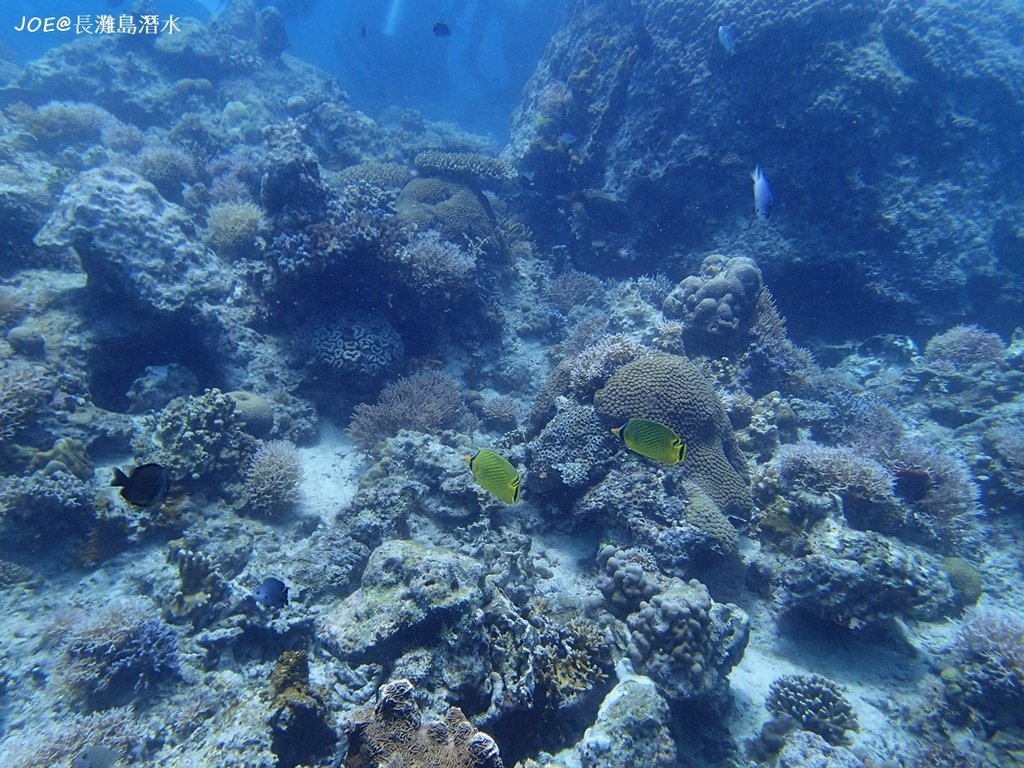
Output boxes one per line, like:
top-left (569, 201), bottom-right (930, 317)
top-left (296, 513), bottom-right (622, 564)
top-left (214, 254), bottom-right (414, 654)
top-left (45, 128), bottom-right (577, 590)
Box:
top-left (111, 463), bottom-right (169, 507)
top-left (433, 21), bottom-right (451, 37)
top-left (253, 577), bottom-right (289, 609)
top-left (360, 25), bottom-right (366, 38)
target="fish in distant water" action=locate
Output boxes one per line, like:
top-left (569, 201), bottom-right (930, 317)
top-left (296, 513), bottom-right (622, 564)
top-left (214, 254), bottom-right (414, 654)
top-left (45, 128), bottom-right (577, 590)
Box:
top-left (111, 463), bottom-right (169, 507)
top-left (465, 449), bottom-right (521, 504)
top-left (253, 577), bottom-right (289, 608)
top-left (611, 418), bottom-right (687, 465)
top-left (718, 25), bottom-right (736, 56)
top-left (750, 165), bottom-right (773, 219)
top-left (433, 21), bottom-right (452, 37)
top-left (360, 25), bottom-right (366, 38)
top-left (73, 745), bottom-right (120, 768)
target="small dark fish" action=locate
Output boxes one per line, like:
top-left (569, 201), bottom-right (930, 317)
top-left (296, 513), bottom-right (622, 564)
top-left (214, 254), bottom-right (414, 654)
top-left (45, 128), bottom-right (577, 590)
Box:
top-left (360, 25), bottom-right (366, 38)
top-left (111, 463), bottom-right (169, 507)
top-left (253, 577), bottom-right (289, 608)
top-left (73, 745), bottom-right (120, 768)
top-left (433, 21), bottom-right (452, 37)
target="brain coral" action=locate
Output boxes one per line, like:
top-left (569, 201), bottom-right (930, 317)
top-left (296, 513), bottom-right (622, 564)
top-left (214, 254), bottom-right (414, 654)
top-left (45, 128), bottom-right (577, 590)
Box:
top-left (297, 316), bottom-right (404, 381)
top-left (395, 178), bottom-right (494, 242)
top-left (594, 353), bottom-right (753, 521)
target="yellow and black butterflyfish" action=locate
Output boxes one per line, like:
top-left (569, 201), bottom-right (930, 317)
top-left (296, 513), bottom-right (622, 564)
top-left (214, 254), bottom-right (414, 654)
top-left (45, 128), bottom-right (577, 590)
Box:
top-left (465, 448), bottom-right (521, 504)
top-left (611, 418), bottom-right (687, 466)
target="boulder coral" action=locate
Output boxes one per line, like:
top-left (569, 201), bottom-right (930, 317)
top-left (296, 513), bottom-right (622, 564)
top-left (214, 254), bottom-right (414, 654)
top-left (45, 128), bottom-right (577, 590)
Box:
top-left (594, 353), bottom-right (753, 522)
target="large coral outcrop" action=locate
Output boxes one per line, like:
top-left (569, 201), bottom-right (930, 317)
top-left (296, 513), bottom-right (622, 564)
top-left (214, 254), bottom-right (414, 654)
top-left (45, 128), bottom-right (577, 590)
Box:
top-left (35, 166), bottom-right (229, 314)
top-left (594, 353), bottom-right (753, 521)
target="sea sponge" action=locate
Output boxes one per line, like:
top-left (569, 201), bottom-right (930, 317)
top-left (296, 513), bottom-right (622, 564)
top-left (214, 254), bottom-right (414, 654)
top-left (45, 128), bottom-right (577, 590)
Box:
top-left (594, 353), bottom-right (753, 522)
top-left (244, 439), bottom-right (302, 516)
top-left (765, 673), bottom-right (859, 746)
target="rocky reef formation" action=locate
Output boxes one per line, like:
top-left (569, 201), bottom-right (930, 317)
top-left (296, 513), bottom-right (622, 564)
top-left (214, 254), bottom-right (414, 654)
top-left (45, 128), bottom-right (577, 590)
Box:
top-left (508, 0), bottom-right (1024, 337)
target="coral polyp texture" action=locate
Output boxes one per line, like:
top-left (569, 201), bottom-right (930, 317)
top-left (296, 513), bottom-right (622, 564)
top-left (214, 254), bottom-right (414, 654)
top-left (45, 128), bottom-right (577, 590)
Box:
top-left (625, 578), bottom-right (749, 703)
top-left (594, 353), bottom-right (753, 521)
top-left (344, 679), bottom-right (503, 768)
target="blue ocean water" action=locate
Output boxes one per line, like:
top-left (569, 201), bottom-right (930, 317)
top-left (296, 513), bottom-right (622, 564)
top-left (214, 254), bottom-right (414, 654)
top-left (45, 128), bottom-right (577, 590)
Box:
top-left (0, 1), bottom-right (1022, 767)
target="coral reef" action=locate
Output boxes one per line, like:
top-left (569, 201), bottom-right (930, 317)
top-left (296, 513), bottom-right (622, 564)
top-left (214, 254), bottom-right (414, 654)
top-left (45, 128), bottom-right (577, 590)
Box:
top-left (944, 606), bottom-right (1024, 734)
top-left (344, 678), bottom-right (503, 768)
top-left (35, 166), bottom-right (229, 314)
top-left (243, 440), bottom-right (302, 516)
top-left (766, 673), bottom-right (859, 746)
top-left (57, 602), bottom-right (180, 710)
top-left (776, 731), bottom-right (866, 768)
top-left (923, 325), bottom-right (1005, 371)
top-left (268, 650), bottom-right (336, 768)
top-left (595, 545), bottom-right (662, 618)
top-left (205, 200), bottom-right (262, 258)
top-left (162, 546), bottom-right (230, 629)
top-left (593, 353), bottom-right (753, 521)
top-left (625, 578), bottom-right (748, 703)
top-left (395, 177), bottom-right (495, 242)
top-left (296, 315), bottom-right (404, 384)
top-left (0, 362), bottom-right (48, 442)
top-left (663, 255), bottom-right (763, 356)
top-left (414, 150), bottom-right (517, 184)
top-left (348, 370), bottom-right (465, 452)
top-left (776, 518), bottom-right (957, 629)
top-left (556, 660), bottom-right (676, 768)
top-left (134, 388), bottom-right (254, 483)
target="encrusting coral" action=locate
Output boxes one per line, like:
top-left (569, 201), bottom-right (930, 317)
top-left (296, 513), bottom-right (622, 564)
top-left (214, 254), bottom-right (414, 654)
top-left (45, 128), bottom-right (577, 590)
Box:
top-left (344, 678), bottom-right (503, 768)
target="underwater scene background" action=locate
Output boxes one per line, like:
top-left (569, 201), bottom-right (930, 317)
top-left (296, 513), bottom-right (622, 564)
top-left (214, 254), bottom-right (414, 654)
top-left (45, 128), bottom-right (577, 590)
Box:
top-left (0, 0), bottom-right (1023, 766)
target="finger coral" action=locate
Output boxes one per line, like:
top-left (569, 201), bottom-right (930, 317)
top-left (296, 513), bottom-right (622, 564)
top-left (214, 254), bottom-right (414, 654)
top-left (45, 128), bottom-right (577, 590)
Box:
top-left (765, 673), bottom-right (859, 746)
top-left (244, 439), bottom-right (302, 516)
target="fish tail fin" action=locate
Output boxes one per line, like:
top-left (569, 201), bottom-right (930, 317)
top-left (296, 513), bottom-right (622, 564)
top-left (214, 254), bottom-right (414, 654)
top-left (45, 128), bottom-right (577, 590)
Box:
top-left (678, 443), bottom-right (688, 463)
top-left (610, 426), bottom-right (623, 439)
top-left (463, 453), bottom-right (474, 466)
top-left (111, 467), bottom-right (129, 487)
